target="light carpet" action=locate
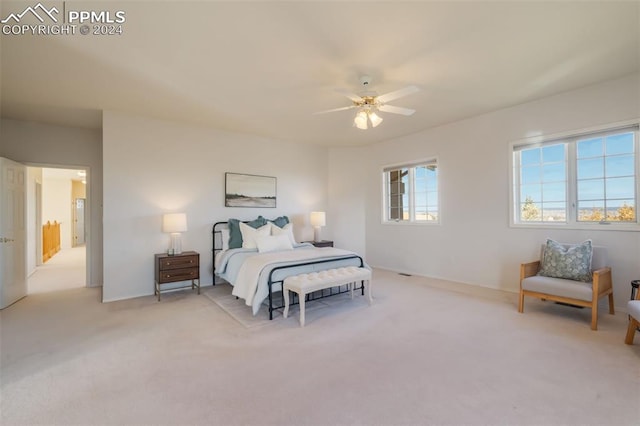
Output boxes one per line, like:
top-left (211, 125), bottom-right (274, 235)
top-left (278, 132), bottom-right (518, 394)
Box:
top-left (28, 246), bottom-right (86, 294)
top-left (203, 283), bottom-right (370, 328)
top-left (1, 268), bottom-right (639, 425)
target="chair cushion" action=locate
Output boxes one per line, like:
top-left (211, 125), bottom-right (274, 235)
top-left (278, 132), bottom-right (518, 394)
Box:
top-left (538, 239), bottom-right (592, 282)
top-left (522, 275), bottom-right (593, 302)
top-left (628, 300), bottom-right (640, 320)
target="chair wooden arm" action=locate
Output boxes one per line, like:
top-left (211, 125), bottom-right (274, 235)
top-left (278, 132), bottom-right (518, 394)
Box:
top-left (520, 261), bottom-right (540, 281)
top-left (591, 267), bottom-right (615, 323)
top-left (625, 282), bottom-right (640, 344)
top-left (592, 267), bottom-right (612, 296)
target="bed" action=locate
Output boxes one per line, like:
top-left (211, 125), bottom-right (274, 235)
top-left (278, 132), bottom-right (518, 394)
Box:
top-left (212, 217), bottom-right (367, 319)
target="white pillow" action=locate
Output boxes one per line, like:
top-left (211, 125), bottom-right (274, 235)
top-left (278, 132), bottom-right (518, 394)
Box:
top-left (255, 234), bottom-right (294, 253)
top-left (220, 228), bottom-right (230, 251)
top-left (271, 222), bottom-right (296, 245)
top-left (240, 222), bottom-right (271, 249)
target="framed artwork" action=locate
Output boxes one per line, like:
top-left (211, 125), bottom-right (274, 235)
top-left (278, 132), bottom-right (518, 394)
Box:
top-left (225, 172), bottom-right (277, 208)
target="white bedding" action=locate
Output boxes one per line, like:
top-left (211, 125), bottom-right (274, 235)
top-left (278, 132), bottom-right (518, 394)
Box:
top-left (216, 245), bottom-right (366, 315)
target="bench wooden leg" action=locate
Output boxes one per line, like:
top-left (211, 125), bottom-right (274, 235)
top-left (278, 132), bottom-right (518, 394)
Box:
top-left (299, 292), bottom-right (306, 327)
top-left (283, 288), bottom-right (290, 319)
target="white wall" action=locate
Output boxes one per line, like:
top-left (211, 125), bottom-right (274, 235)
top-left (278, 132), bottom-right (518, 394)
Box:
top-left (25, 167), bottom-right (42, 275)
top-left (329, 73), bottom-right (640, 309)
top-left (0, 118), bottom-right (103, 287)
top-left (42, 176), bottom-right (73, 249)
top-left (328, 147), bottom-right (366, 256)
top-left (102, 111), bottom-right (329, 302)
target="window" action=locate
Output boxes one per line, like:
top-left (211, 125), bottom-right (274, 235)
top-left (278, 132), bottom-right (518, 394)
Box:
top-left (518, 143), bottom-right (567, 222)
top-left (383, 160), bottom-right (438, 223)
top-left (512, 124), bottom-right (639, 228)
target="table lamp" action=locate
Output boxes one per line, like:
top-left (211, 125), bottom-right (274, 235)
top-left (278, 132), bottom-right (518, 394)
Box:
top-left (162, 213), bottom-right (187, 255)
top-left (310, 211), bottom-right (326, 243)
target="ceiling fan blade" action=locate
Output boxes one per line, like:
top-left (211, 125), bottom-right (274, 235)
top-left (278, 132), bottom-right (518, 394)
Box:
top-left (376, 85), bottom-right (420, 104)
top-left (313, 105), bottom-right (356, 115)
top-left (335, 88), bottom-right (364, 103)
top-left (378, 104), bottom-right (416, 116)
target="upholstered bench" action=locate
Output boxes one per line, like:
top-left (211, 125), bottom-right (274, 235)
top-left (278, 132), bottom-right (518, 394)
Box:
top-left (283, 267), bottom-right (372, 327)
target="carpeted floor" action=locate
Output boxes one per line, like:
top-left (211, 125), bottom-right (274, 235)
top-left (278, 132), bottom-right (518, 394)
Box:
top-left (203, 283), bottom-right (369, 328)
top-left (1, 268), bottom-right (639, 425)
top-left (28, 246), bottom-right (86, 294)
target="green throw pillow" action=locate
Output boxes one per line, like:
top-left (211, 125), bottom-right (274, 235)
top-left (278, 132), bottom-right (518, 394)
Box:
top-left (269, 216), bottom-right (289, 228)
top-left (538, 239), bottom-right (593, 282)
top-left (228, 216), bottom-right (267, 249)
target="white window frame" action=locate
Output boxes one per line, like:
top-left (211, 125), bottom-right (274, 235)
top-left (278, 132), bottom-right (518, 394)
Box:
top-left (381, 158), bottom-right (439, 225)
top-left (509, 119), bottom-right (640, 231)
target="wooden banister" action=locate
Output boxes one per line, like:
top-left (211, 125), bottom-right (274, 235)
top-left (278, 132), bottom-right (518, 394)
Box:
top-left (43, 220), bottom-right (61, 262)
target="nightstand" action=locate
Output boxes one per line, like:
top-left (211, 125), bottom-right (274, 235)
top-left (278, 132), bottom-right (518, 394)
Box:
top-left (304, 240), bottom-right (334, 248)
top-left (154, 251), bottom-right (200, 301)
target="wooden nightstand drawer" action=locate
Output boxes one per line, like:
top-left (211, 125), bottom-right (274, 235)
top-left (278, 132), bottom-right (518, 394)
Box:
top-left (159, 254), bottom-right (199, 270)
top-left (157, 267), bottom-right (199, 284)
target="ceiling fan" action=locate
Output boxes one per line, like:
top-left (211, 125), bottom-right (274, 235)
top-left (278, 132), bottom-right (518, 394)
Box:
top-left (314, 76), bottom-right (420, 130)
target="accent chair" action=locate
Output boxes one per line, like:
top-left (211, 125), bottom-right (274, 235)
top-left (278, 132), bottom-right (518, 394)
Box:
top-left (624, 290), bottom-right (640, 344)
top-left (519, 240), bottom-right (614, 330)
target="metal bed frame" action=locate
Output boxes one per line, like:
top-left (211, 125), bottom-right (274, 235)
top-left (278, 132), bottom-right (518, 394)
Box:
top-left (212, 221), bottom-right (365, 320)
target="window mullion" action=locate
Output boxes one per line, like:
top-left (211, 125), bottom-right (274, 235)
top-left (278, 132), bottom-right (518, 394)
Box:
top-left (382, 172), bottom-right (389, 222)
top-left (409, 168), bottom-right (416, 221)
top-left (514, 151), bottom-right (522, 221)
top-left (567, 142), bottom-right (577, 225)
top-left (636, 130), bottom-right (640, 223)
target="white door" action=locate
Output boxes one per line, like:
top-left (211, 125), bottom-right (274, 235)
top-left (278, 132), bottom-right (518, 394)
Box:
top-left (0, 157), bottom-right (27, 309)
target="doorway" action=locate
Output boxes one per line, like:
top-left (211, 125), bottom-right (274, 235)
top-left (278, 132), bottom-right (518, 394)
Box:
top-left (27, 167), bottom-right (88, 294)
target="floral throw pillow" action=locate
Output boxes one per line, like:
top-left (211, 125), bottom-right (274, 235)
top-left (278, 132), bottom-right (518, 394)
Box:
top-left (538, 239), bottom-right (593, 282)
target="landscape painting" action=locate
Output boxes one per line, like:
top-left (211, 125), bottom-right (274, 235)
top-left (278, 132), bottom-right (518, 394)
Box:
top-left (225, 173), bottom-right (276, 208)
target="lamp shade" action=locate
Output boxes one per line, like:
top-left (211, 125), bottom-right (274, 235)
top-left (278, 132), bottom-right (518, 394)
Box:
top-left (162, 213), bottom-right (188, 233)
top-left (369, 111), bottom-right (383, 127)
top-left (354, 110), bottom-right (368, 130)
top-left (310, 211), bottom-right (326, 227)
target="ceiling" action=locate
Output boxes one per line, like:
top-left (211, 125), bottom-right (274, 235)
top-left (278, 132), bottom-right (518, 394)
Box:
top-left (42, 167), bottom-right (86, 182)
top-left (1, 1), bottom-right (638, 147)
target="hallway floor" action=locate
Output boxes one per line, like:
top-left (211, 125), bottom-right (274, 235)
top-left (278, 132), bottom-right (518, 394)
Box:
top-left (28, 246), bottom-right (85, 294)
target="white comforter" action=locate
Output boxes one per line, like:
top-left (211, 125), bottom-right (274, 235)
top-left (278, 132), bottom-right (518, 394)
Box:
top-left (222, 247), bottom-right (363, 315)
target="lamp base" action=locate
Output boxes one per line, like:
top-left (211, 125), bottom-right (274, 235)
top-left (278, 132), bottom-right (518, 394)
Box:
top-left (169, 233), bottom-right (182, 255)
top-left (313, 226), bottom-right (322, 243)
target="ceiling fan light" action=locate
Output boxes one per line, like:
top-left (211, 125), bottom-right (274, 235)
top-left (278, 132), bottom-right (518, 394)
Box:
top-left (368, 111), bottom-right (383, 128)
top-left (354, 110), bottom-right (368, 130)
